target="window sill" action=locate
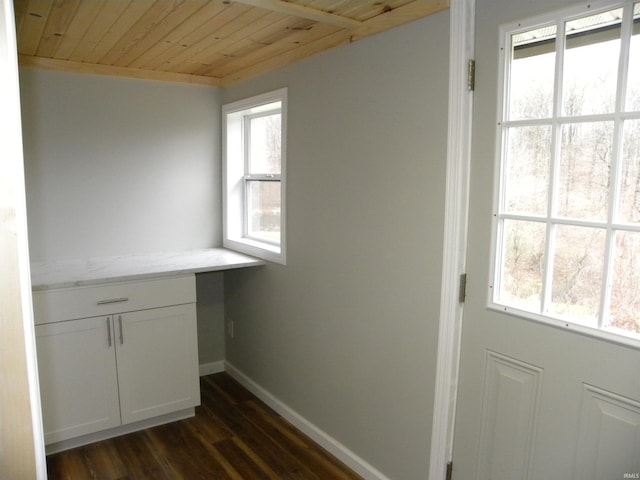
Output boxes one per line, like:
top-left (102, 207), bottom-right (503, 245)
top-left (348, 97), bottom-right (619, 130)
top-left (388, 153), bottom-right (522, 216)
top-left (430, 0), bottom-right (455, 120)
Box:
top-left (224, 237), bottom-right (285, 265)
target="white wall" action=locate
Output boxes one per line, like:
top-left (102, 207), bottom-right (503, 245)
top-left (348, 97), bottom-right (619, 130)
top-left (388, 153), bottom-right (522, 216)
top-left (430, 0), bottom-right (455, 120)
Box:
top-left (223, 10), bottom-right (450, 480)
top-left (19, 69), bottom-right (225, 365)
top-left (20, 69), bottom-right (221, 261)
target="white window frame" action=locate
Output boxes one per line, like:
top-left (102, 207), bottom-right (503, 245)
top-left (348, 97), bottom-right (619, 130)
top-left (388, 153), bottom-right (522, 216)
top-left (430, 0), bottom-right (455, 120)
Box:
top-left (223, 88), bottom-right (287, 264)
top-left (489, 0), bottom-right (640, 347)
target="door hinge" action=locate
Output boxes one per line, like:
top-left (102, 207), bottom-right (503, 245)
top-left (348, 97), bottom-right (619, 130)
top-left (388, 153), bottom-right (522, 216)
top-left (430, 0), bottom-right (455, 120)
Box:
top-left (446, 461), bottom-right (453, 480)
top-left (467, 59), bottom-right (475, 91)
top-left (458, 273), bottom-right (467, 303)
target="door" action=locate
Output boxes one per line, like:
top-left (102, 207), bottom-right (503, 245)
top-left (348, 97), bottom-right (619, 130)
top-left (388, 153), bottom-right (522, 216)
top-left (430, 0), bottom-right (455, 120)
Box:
top-left (452, 0), bottom-right (640, 478)
top-left (115, 303), bottom-right (200, 424)
top-left (36, 316), bottom-right (121, 444)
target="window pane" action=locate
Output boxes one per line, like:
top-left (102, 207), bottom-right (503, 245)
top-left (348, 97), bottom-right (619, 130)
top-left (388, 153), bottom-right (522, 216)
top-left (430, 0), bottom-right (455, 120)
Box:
top-left (504, 126), bottom-right (552, 215)
top-left (509, 26), bottom-right (556, 120)
top-left (607, 231), bottom-right (640, 334)
top-left (549, 225), bottom-right (605, 323)
top-left (497, 219), bottom-right (546, 311)
top-left (626, 4), bottom-right (640, 111)
top-left (249, 112), bottom-right (281, 174)
top-left (558, 122), bottom-right (613, 220)
top-left (247, 180), bottom-right (280, 244)
top-left (619, 120), bottom-right (640, 223)
top-left (562, 8), bottom-right (622, 116)
top-left (496, 5), bottom-right (640, 340)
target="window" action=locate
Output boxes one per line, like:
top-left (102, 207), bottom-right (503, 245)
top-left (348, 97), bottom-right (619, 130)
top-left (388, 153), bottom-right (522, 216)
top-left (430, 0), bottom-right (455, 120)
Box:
top-left (492, 2), bottom-right (640, 341)
top-left (223, 88), bottom-right (287, 264)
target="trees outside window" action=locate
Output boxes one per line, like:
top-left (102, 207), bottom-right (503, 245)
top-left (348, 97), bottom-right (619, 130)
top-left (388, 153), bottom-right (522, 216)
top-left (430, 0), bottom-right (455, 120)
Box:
top-left (493, 2), bottom-right (640, 339)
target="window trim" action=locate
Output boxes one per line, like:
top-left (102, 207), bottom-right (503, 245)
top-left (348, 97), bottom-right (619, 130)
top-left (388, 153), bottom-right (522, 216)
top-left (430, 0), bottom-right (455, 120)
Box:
top-left (488, 0), bottom-right (640, 348)
top-left (222, 88), bottom-right (287, 265)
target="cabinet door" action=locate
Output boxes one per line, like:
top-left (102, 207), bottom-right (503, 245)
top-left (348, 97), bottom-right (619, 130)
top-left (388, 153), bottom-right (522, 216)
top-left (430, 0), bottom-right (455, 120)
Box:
top-left (115, 304), bottom-right (200, 424)
top-left (35, 317), bottom-right (121, 444)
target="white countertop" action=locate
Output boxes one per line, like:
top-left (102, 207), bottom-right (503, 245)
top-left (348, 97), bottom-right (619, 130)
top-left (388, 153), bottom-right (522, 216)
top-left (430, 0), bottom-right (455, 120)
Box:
top-left (30, 248), bottom-right (265, 290)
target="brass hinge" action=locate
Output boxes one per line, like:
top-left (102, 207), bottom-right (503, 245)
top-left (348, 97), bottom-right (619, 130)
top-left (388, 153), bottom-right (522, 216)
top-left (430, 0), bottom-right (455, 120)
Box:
top-left (467, 59), bottom-right (475, 91)
top-left (446, 461), bottom-right (453, 480)
top-left (458, 273), bottom-right (467, 303)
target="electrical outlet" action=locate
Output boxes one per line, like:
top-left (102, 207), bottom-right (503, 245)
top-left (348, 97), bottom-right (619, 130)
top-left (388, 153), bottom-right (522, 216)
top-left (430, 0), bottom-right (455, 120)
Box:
top-left (227, 319), bottom-right (234, 339)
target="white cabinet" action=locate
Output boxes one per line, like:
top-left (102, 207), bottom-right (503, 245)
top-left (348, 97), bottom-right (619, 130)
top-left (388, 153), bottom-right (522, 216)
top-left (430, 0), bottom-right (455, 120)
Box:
top-left (33, 275), bottom-right (200, 446)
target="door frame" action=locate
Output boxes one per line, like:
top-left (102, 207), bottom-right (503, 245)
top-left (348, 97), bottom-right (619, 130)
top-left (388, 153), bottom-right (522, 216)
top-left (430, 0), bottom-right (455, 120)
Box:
top-left (0, 0), bottom-right (47, 477)
top-left (428, 0), bottom-right (476, 478)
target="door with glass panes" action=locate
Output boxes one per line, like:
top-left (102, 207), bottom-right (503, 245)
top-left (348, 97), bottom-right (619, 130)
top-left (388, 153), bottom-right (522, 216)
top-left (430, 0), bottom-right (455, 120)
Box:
top-left (453, 0), bottom-right (640, 478)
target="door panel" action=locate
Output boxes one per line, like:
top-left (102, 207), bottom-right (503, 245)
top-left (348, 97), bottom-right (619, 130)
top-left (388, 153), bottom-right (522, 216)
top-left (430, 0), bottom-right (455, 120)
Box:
top-left (574, 385), bottom-right (640, 479)
top-left (475, 351), bottom-right (543, 480)
top-left (453, 0), bottom-right (640, 478)
top-left (35, 316), bottom-right (121, 444)
top-left (115, 304), bottom-right (200, 424)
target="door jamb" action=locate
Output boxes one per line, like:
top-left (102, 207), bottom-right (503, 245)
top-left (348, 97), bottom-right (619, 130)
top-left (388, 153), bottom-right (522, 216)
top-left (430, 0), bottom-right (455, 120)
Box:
top-left (0, 0), bottom-right (47, 477)
top-left (428, 1), bottom-right (476, 478)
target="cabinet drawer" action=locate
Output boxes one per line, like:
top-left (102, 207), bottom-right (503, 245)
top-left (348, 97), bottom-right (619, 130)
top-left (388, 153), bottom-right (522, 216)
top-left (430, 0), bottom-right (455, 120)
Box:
top-left (33, 275), bottom-right (196, 325)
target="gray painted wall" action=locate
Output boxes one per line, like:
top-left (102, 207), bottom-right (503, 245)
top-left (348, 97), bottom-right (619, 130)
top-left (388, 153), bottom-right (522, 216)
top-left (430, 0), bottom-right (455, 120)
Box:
top-left (223, 11), bottom-right (449, 480)
top-left (19, 69), bottom-right (225, 365)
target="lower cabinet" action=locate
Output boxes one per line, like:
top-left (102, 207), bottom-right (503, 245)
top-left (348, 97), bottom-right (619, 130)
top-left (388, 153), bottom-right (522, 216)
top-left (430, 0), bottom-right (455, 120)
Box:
top-left (33, 275), bottom-right (200, 446)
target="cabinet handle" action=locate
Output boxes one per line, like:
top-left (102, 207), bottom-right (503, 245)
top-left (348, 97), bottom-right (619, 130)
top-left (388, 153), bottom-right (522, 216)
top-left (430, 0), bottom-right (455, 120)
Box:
top-left (107, 317), bottom-right (112, 347)
top-left (97, 297), bottom-right (129, 305)
top-left (118, 315), bottom-right (124, 345)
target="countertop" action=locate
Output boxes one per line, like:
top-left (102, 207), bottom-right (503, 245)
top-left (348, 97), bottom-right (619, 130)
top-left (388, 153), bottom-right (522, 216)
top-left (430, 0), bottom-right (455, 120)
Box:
top-left (30, 248), bottom-right (265, 290)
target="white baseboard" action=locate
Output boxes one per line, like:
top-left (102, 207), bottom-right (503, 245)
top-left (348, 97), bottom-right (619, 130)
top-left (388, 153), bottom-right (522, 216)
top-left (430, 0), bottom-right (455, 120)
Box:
top-left (199, 360), bottom-right (225, 376)
top-left (224, 362), bottom-right (391, 480)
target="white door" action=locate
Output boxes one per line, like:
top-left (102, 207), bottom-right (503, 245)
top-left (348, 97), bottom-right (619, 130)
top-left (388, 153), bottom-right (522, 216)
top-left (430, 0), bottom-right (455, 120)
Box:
top-left (452, 0), bottom-right (640, 478)
top-left (36, 316), bottom-right (121, 444)
top-left (115, 303), bottom-right (200, 424)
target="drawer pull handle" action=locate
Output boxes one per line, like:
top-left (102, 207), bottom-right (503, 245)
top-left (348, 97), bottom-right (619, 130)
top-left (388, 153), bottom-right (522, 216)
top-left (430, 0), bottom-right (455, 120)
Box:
top-left (97, 297), bottom-right (129, 305)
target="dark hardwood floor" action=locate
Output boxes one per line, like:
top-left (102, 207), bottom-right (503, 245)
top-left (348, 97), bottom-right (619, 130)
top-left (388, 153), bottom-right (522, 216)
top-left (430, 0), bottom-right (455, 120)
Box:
top-left (46, 373), bottom-right (363, 480)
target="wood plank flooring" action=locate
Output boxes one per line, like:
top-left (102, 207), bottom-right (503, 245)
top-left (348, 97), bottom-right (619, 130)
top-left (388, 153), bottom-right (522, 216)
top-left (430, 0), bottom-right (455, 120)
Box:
top-left (46, 373), bottom-right (364, 480)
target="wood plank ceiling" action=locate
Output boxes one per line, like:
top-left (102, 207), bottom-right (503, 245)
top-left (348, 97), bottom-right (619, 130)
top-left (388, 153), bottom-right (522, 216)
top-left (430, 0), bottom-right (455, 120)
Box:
top-left (14, 0), bottom-right (449, 87)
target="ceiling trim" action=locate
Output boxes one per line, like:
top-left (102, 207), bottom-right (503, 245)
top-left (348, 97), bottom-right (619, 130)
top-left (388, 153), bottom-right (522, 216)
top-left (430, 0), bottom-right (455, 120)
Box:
top-left (18, 55), bottom-right (221, 87)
